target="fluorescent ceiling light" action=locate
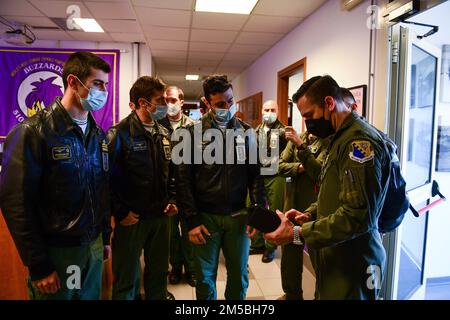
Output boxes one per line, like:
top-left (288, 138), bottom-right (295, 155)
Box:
top-left (195, 0), bottom-right (259, 15)
top-left (73, 18), bottom-right (104, 33)
top-left (186, 74), bottom-right (199, 81)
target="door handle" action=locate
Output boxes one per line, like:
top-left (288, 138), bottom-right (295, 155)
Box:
top-left (410, 181), bottom-right (446, 217)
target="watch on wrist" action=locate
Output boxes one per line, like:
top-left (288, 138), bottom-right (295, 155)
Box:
top-left (293, 226), bottom-right (303, 245)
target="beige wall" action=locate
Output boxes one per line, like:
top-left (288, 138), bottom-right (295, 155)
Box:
top-left (233, 0), bottom-right (382, 125)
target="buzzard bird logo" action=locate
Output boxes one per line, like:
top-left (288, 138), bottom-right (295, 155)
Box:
top-left (25, 76), bottom-right (63, 117)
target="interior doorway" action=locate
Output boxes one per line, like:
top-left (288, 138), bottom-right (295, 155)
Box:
top-left (277, 57), bottom-right (307, 127)
top-left (237, 92), bottom-right (263, 128)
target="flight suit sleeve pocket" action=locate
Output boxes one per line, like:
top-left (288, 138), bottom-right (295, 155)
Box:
top-left (341, 168), bottom-right (365, 209)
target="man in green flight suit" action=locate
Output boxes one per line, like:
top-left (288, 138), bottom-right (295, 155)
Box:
top-left (250, 100), bottom-right (288, 263)
top-left (278, 128), bottom-right (329, 300)
top-left (265, 75), bottom-right (390, 300)
top-left (157, 85), bottom-right (196, 287)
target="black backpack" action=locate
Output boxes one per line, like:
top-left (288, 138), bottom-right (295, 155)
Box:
top-left (377, 132), bottom-right (410, 233)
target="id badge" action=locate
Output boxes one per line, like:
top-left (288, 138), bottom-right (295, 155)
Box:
top-left (270, 133), bottom-right (278, 149)
top-left (236, 145), bottom-right (246, 162)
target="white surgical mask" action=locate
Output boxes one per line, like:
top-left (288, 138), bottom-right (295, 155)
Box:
top-left (167, 103), bottom-right (181, 117)
top-left (262, 112), bottom-right (277, 125)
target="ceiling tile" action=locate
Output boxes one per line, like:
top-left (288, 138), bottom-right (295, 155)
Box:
top-left (215, 67), bottom-right (243, 75)
top-left (0, 0), bottom-right (43, 16)
top-left (33, 29), bottom-right (74, 41)
top-left (235, 31), bottom-right (284, 45)
top-left (98, 19), bottom-right (140, 33)
top-left (28, 1), bottom-right (93, 18)
top-left (131, 0), bottom-right (193, 10)
top-left (154, 57), bottom-right (186, 65)
top-left (228, 43), bottom-right (270, 55)
top-left (136, 8), bottom-right (191, 28)
top-left (148, 39), bottom-right (188, 51)
top-left (188, 51), bottom-right (224, 60)
top-left (243, 15), bottom-right (302, 33)
top-left (192, 12), bottom-right (248, 31)
top-left (222, 53), bottom-right (258, 63)
top-left (186, 66), bottom-right (215, 74)
top-left (4, 16), bottom-right (58, 28)
top-left (109, 32), bottom-right (145, 43)
top-left (151, 49), bottom-right (187, 59)
top-left (156, 68), bottom-right (186, 76)
top-left (187, 58), bottom-right (220, 67)
top-left (253, 0), bottom-right (327, 18)
top-left (189, 42), bottom-right (230, 53)
top-left (190, 29), bottom-right (238, 43)
top-left (66, 31), bottom-right (113, 42)
top-left (85, 2), bottom-right (135, 20)
top-left (157, 64), bottom-right (186, 72)
top-left (217, 59), bottom-right (251, 68)
top-left (160, 74), bottom-right (186, 82)
top-left (143, 26), bottom-right (189, 41)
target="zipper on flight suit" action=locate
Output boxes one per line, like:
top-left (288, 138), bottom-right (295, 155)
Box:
top-left (73, 126), bottom-right (96, 239)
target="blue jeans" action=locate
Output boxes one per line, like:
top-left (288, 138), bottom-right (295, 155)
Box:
top-left (194, 211), bottom-right (249, 300)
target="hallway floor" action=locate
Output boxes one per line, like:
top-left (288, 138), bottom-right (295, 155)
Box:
top-left (165, 247), bottom-right (316, 300)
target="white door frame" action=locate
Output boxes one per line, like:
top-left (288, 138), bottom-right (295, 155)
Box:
top-left (384, 24), bottom-right (441, 300)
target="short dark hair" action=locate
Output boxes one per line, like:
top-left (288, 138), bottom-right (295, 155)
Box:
top-left (340, 87), bottom-right (356, 106)
top-left (292, 75), bottom-right (344, 108)
top-left (62, 52), bottom-right (111, 90)
top-left (129, 76), bottom-right (166, 109)
top-left (202, 75), bottom-right (232, 101)
top-left (166, 86), bottom-right (184, 100)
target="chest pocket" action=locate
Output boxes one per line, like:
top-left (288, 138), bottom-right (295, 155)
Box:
top-left (319, 154), bottom-right (331, 184)
top-left (126, 138), bottom-right (150, 169)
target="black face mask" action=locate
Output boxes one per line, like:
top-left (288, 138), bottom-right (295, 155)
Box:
top-left (305, 107), bottom-right (335, 138)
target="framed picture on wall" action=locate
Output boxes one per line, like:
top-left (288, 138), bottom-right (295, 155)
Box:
top-left (348, 85), bottom-right (367, 117)
top-left (441, 45), bottom-right (450, 103)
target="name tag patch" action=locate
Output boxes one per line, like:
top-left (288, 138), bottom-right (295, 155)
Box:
top-left (52, 146), bottom-right (72, 160)
top-left (132, 140), bottom-right (148, 151)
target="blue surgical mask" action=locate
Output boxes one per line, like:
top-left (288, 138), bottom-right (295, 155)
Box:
top-left (143, 100), bottom-right (168, 121)
top-left (75, 76), bottom-right (108, 112)
top-left (151, 105), bottom-right (168, 121)
top-left (213, 103), bottom-right (237, 123)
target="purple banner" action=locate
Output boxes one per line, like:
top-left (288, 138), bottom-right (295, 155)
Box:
top-left (0, 47), bottom-right (120, 141)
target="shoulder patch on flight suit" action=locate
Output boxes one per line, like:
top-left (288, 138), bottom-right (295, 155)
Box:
top-left (162, 136), bottom-right (171, 160)
top-left (102, 140), bottom-right (109, 172)
top-left (308, 145), bottom-right (318, 154)
top-left (52, 146), bottom-right (72, 160)
top-left (349, 140), bottom-right (374, 164)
